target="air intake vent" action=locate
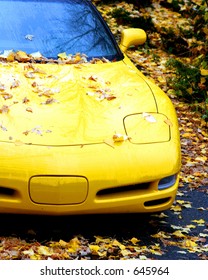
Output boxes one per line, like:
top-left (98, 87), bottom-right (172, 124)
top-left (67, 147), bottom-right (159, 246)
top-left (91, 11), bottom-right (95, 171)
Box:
top-left (144, 197), bottom-right (171, 207)
top-left (97, 183), bottom-right (150, 196)
top-left (0, 186), bottom-right (17, 197)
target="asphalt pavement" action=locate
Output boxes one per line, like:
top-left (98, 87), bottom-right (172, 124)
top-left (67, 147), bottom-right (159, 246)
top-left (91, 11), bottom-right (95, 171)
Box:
top-left (0, 184), bottom-right (207, 260)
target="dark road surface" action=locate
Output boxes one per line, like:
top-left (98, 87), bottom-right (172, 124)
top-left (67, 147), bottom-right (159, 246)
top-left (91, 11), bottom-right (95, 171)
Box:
top-left (0, 185), bottom-right (207, 260)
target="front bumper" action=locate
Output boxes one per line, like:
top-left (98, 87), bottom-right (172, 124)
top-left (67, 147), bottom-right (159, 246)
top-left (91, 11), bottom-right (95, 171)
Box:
top-left (0, 139), bottom-right (181, 215)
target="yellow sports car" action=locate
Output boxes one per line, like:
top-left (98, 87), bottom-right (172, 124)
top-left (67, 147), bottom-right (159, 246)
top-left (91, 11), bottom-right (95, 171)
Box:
top-left (0, 0), bottom-right (181, 215)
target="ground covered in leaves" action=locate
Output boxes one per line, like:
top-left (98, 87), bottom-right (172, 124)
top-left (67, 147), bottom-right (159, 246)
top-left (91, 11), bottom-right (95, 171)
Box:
top-left (0, 0), bottom-right (207, 260)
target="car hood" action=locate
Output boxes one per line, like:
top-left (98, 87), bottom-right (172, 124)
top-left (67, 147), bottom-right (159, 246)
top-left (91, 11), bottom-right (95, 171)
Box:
top-left (0, 61), bottom-right (157, 146)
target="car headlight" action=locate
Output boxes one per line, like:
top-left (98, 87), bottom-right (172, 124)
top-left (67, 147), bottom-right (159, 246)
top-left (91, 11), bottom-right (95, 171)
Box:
top-left (123, 113), bottom-right (170, 144)
top-left (158, 175), bottom-right (177, 190)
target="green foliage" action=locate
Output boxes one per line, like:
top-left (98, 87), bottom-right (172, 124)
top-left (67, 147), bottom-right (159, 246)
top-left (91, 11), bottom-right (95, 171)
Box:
top-left (110, 8), bottom-right (154, 30)
top-left (166, 58), bottom-right (208, 120)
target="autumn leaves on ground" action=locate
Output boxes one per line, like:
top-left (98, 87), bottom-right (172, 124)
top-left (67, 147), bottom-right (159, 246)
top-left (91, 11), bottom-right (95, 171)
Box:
top-left (0, 0), bottom-right (207, 260)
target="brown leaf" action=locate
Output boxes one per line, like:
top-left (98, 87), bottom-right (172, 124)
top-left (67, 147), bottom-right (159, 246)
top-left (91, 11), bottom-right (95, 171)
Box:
top-left (0, 105), bottom-right (9, 114)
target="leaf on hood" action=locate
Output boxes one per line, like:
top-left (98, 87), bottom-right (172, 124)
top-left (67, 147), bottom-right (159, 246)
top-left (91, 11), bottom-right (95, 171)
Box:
top-left (113, 133), bottom-right (130, 142)
top-left (142, 112), bottom-right (157, 123)
top-left (0, 124), bottom-right (7, 131)
top-left (24, 72), bottom-right (35, 79)
top-left (26, 107), bottom-right (33, 113)
top-left (22, 97), bottom-right (30, 104)
top-left (0, 105), bottom-right (10, 114)
top-left (0, 82), bottom-right (6, 91)
top-left (41, 98), bottom-right (59, 105)
top-left (88, 75), bottom-right (98, 82)
top-left (0, 92), bottom-right (13, 100)
top-left (164, 119), bottom-right (173, 126)
top-left (14, 140), bottom-right (24, 146)
top-left (10, 79), bottom-right (20, 89)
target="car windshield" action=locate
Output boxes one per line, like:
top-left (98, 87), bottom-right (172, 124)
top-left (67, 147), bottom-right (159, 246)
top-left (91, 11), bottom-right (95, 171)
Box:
top-left (0, 0), bottom-right (122, 61)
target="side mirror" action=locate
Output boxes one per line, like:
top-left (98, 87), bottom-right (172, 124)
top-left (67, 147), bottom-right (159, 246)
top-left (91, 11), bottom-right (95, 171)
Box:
top-left (119, 28), bottom-right (147, 52)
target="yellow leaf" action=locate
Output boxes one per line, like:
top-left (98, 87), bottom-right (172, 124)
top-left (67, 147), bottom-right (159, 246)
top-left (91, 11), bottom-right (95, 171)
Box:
top-left (172, 230), bottom-right (186, 238)
top-left (187, 88), bottom-right (193, 94)
top-left (23, 248), bottom-right (35, 256)
top-left (121, 249), bottom-right (131, 256)
top-left (112, 239), bottom-right (126, 250)
top-left (164, 119), bottom-right (173, 127)
top-left (201, 77), bottom-right (206, 84)
top-left (182, 240), bottom-right (198, 248)
top-left (15, 51), bottom-right (30, 62)
top-left (176, 200), bottom-right (185, 204)
top-left (195, 156), bottom-right (207, 163)
top-left (58, 52), bottom-right (68, 59)
top-left (89, 245), bottom-right (100, 255)
top-left (68, 237), bottom-right (81, 251)
top-left (186, 224), bottom-right (196, 229)
top-left (14, 140), bottom-right (24, 146)
top-left (200, 69), bottom-right (208, 76)
top-left (150, 249), bottom-right (163, 256)
top-left (130, 237), bottom-right (140, 245)
top-left (191, 219), bottom-right (205, 224)
top-left (113, 133), bottom-right (130, 142)
top-left (38, 246), bottom-right (53, 256)
top-left (171, 204), bottom-right (182, 212)
top-left (139, 255), bottom-right (148, 260)
top-left (59, 239), bottom-right (68, 248)
top-left (95, 236), bottom-right (111, 244)
top-left (151, 231), bottom-right (171, 239)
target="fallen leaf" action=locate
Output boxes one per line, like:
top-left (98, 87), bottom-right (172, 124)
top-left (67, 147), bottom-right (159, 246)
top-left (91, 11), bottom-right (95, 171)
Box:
top-left (0, 105), bottom-right (10, 114)
top-left (113, 133), bottom-right (130, 142)
top-left (142, 112), bottom-right (157, 123)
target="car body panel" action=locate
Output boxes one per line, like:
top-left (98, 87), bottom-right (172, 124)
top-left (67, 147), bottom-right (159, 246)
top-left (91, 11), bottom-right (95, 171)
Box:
top-left (0, 58), bottom-right (159, 146)
top-left (0, 55), bottom-right (181, 215)
top-left (0, 0), bottom-right (181, 215)
top-left (0, 138), bottom-right (180, 214)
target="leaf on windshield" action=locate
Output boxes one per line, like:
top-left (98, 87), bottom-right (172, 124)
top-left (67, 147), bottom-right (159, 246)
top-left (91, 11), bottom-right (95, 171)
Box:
top-left (57, 52), bottom-right (88, 64)
top-left (58, 52), bottom-right (68, 60)
top-left (30, 51), bottom-right (44, 60)
top-left (15, 51), bottom-right (30, 63)
top-left (25, 34), bottom-right (34, 41)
